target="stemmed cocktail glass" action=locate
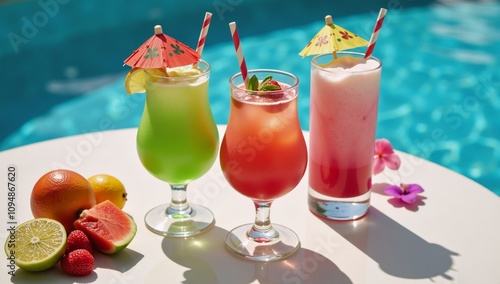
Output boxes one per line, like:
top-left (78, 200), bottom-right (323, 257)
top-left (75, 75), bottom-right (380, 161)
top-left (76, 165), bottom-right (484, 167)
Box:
top-left (220, 69), bottom-right (307, 261)
top-left (137, 60), bottom-right (219, 237)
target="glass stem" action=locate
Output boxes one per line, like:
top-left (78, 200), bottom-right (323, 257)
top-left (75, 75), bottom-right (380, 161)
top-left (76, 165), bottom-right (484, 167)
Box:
top-left (167, 184), bottom-right (192, 216)
top-left (248, 202), bottom-right (278, 243)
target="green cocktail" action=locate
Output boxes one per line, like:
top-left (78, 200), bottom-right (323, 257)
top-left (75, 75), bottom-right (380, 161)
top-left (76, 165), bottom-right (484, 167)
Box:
top-left (137, 60), bottom-right (219, 237)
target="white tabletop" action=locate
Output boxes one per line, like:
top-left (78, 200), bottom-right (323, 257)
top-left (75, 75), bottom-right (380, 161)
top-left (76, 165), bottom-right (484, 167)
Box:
top-left (1, 125), bottom-right (499, 283)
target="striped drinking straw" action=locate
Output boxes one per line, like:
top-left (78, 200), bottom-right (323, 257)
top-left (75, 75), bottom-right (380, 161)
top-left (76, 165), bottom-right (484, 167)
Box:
top-left (229, 22), bottom-right (249, 88)
top-left (364, 8), bottom-right (387, 58)
top-left (196, 12), bottom-right (212, 56)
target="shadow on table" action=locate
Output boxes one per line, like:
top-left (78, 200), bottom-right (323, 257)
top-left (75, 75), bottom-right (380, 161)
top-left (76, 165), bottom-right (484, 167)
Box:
top-left (156, 226), bottom-right (352, 284)
top-left (321, 185), bottom-right (459, 281)
top-left (10, 248), bottom-right (143, 284)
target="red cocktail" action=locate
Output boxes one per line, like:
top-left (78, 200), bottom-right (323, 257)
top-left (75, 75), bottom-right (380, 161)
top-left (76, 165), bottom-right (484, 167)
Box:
top-left (220, 69), bottom-right (307, 261)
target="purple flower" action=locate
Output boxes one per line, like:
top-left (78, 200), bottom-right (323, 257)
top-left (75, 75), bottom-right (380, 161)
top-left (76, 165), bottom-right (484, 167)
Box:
top-left (373, 138), bottom-right (401, 175)
top-left (384, 183), bottom-right (425, 204)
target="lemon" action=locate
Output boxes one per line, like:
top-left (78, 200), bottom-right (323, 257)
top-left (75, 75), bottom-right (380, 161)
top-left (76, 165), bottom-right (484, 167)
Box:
top-left (88, 174), bottom-right (127, 209)
top-left (166, 66), bottom-right (202, 77)
top-left (4, 218), bottom-right (67, 272)
top-left (124, 67), bottom-right (167, 94)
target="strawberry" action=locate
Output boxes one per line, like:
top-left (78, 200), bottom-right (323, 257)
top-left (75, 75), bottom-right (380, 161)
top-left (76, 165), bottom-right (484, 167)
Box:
top-left (66, 230), bottom-right (93, 253)
top-left (246, 75), bottom-right (284, 99)
top-left (60, 249), bottom-right (94, 276)
top-left (264, 80), bottom-right (281, 90)
top-left (261, 79), bottom-right (284, 99)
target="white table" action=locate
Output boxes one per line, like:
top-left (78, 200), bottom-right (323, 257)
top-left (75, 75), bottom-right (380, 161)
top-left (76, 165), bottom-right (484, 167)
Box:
top-left (1, 126), bottom-right (499, 283)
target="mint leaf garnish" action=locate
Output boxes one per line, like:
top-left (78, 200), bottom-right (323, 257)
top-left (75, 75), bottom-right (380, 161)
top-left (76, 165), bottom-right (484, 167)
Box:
top-left (259, 76), bottom-right (273, 88)
top-left (260, 84), bottom-right (280, 91)
top-left (247, 75), bottom-right (259, 91)
top-left (245, 74), bottom-right (282, 97)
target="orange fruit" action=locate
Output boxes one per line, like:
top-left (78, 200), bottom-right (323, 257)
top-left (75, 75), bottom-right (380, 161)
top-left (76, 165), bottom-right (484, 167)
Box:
top-left (87, 174), bottom-right (127, 209)
top-left (30, 169), bottom-right (96, 233)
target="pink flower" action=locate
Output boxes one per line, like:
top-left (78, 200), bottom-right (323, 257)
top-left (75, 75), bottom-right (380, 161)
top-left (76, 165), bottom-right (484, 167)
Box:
top-left (315, 35), bottom-right (328, 47)
top-left (373, 138), bottom-right (425, 207)
top-left (384, 183), bottom-right (425, 204)
top-left (373, 138), bottom-right (401, 175)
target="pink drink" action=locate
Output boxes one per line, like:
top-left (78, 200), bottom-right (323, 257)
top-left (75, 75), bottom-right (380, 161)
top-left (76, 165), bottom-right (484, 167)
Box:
top-left (308, 52), bottom-right (381, 220)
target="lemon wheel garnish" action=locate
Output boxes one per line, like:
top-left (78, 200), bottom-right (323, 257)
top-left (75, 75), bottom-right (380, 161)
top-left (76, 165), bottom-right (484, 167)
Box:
top-left (166, 67), bottom-right (202, 77)
top-left (124, 68), bottom-right (167, 94)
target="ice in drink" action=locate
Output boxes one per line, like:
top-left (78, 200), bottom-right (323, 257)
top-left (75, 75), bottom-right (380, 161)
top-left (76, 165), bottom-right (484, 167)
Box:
top-left (308, 52), bottom-right (381, 220)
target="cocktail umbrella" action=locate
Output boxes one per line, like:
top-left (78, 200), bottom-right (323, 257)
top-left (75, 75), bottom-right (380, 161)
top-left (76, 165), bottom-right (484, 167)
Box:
top-left (124, 25), bottom-right (200, 69)
top-left (299, 15), bottom-right (368, 59)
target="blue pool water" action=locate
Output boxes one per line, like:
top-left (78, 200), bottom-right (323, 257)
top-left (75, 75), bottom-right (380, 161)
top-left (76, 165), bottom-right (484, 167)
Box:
top-left (1, 1), bottom-right (499, 196)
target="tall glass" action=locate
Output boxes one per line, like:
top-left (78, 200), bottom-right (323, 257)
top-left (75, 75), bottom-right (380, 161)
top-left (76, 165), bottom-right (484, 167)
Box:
top-left (308, 52), bottom-right (382, 220)
top-left (220, 70), bottom-right (307, 261)
top-left (137, 60), bottom-right (219, 237)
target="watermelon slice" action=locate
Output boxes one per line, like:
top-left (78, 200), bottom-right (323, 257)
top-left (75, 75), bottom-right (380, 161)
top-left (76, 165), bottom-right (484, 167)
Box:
top-left (73, 200), bottom-right (137, 254)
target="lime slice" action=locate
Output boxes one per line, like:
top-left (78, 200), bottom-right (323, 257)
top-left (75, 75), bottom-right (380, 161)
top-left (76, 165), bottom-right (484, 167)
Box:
top-left (4, 218), bottom-right (67, 271)
top-left (124, 68), bottom-right (167, 94)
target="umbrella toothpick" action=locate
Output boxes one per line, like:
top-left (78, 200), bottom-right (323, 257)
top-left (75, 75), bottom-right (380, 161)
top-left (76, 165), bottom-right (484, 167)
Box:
top-left (326, 16), bottom-right (337, 59)
top-left (325, 15), bottom-right (333, 26)
top-left (154, 25), bottom-right (163, 35)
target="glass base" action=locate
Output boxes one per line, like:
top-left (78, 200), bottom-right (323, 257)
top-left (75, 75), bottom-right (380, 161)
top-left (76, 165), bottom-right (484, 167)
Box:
top-left (144, 203), bottom-right (215, 237)
top-left (225, 223), bottom-right (300, 261)
top-left (308, 187), bottom-right (370, 221)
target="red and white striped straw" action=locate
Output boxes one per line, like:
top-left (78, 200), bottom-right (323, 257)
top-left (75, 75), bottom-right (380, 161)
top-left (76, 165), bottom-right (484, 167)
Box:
top-left (229, 22), bottom-right (249, 87)
top-left (364, 8), bottom-right (387, 58)
top-left (196, 12), bottom-right (212, 56)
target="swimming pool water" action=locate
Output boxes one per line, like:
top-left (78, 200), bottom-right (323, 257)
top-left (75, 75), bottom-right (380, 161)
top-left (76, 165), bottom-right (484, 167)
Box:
top-left (1, 1), bottom-right (499, 196)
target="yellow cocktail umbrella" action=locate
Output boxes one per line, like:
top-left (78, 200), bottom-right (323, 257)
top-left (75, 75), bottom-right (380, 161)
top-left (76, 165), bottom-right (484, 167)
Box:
top-left (299, 15), bottom-right (368, 58)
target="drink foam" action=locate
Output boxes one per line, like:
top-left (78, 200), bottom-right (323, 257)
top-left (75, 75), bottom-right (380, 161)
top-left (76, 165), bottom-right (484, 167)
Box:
top-left (321, 56), bottom-right (380, 73)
